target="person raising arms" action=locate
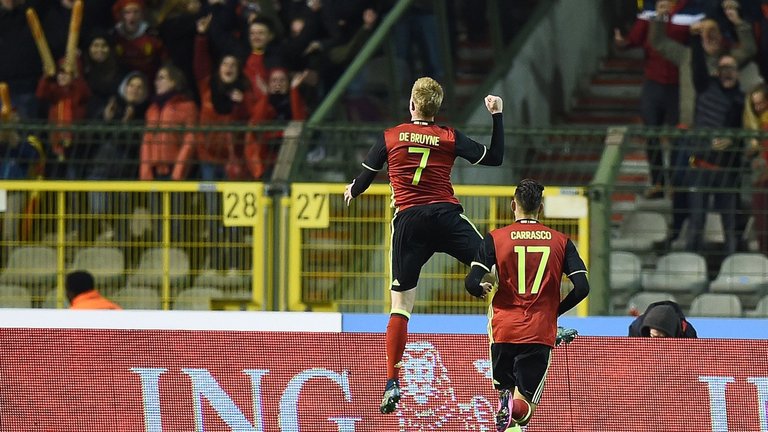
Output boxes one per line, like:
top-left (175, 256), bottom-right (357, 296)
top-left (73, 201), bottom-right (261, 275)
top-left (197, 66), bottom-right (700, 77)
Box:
top-left (344, 76), bottom-right (504, 414)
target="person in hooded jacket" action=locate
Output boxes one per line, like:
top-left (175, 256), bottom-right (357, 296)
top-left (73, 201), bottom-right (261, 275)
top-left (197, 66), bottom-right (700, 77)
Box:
top-left (84, 71), bottom-right (149, 242)
top-left (628, 300), bottom-right (698, 338)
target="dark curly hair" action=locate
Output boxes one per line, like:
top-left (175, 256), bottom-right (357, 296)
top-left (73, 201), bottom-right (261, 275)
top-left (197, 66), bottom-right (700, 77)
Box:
top-left (514, 178), bottom-right (544, 214)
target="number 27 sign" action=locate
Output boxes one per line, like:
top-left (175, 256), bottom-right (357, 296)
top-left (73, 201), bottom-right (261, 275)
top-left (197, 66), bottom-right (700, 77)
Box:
top-left (291, 184), bottom-right (329, 228)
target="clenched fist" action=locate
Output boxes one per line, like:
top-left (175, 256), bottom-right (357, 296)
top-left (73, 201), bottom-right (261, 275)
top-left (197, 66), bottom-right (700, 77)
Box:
top-left (485, 95), bottom-right (503, 114)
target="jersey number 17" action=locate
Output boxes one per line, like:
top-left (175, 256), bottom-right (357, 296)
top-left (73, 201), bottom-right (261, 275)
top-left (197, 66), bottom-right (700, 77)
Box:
top-left (514, 246), bottom-right (551, 295)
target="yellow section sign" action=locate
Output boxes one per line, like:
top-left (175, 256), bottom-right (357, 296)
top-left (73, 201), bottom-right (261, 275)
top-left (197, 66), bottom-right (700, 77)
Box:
top-left (291, 184), bottom-right (329, 228)
top-left (221, 184), bottom-right (262, 226)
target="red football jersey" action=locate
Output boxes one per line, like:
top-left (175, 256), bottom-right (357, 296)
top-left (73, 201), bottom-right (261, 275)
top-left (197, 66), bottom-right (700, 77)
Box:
top-left (383, 122), bottom-right (461, 210)
top-left (489, 221), bottom-right (569, 346)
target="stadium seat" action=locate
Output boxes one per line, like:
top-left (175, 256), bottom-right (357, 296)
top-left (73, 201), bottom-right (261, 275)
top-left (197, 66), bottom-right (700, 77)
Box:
top-left (611, 211), bottom-right (668, 254)
top-left (41, 288), bottom-right (69, 309)
top-left (0, 284), bottom-right (32, 308)
top-left (126, 247), bottom-right (190, 289)
top-left (747, 295), bottom-right (768, 318)
top-left (640, 252), bottom-right (708, 308)
top-left (689, 293), bottom-right (743, 317)
top-left (193, 270), bottom-right (250, 293)
top-left (0, 246), bottom-right (57, 293)
top-left (708, 253), bottom-right (768, 309)
top-left (71, 247), bottom-right (125, 290)
top-left (671, 213), bottom-right (755, 251)
top-left (173, 287), bottom-right (225, 310)
top-left (609, 251), bottom-right (642, 313)
top-left (626, 292), bottom-right (677, 316)
top-left (111, 287), bottom-right (161, 310)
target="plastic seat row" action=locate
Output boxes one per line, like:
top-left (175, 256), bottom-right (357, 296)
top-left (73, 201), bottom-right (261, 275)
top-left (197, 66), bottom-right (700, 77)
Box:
top-left (610, 251), bottom-right (768, 311)
top-left (0, 284), bottom-right (242, 310)
top-left (627, 291), bottom-right (762, 318)
top-left (0, 246), bottom-right (191, 288)
top-left (612, 211), bottom-right (752, 254)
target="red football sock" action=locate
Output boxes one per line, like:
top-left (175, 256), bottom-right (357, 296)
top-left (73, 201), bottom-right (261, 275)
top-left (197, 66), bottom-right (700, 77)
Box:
top-left (385, 313), bottom-right (409, 380)
top-left (511, 399), bottom-right (532, 423)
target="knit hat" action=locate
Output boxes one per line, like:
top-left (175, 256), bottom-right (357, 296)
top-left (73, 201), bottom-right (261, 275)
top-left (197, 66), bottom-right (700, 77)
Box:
top-left (112, 0), bottom-right (145, 22)
top-left (641, 304), bottom-right (680, 337)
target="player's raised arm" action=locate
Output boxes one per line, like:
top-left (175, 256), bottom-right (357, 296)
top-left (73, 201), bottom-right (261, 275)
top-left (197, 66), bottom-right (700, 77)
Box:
top-left (481, 95), bottom-right (504, 166)
top-left (456, 95), bottom-right (504, 166)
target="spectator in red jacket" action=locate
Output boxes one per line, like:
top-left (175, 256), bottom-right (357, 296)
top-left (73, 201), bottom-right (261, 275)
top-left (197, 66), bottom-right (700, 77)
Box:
top-left (194, 14), bottom-right (255, 182)
top-left (614, 0), bottom-right (700, 199)
top-left (245, 67), bottom-right (307, 180)
top-left (139, 63), bottom-right (197, 181)
top-left (35, 61), bottom-right (91, 179)
top-left (111, 0), bottom-right (166, 86)
top-left (242, 17), bottom-right (284, 102)
top-left (195, 13), bottom-right (255, 271)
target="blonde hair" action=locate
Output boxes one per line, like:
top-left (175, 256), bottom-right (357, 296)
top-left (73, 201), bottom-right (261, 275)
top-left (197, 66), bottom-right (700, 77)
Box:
top-left (411, 77), bottom-right (443, 118)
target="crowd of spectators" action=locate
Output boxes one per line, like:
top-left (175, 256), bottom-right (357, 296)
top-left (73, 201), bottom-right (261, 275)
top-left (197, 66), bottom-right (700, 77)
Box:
top-left (0, 0), bottom-right (395, 183)
top-left (615, 0), bottom-right (768, 260)
top-left (0, 0), bottom-right (538, 272)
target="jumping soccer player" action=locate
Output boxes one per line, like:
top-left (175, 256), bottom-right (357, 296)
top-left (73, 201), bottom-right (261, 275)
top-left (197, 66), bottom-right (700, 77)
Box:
top-left (464, 178), bottom-right (589, 431)
top-left (344, 77), bottom-right (504, 414)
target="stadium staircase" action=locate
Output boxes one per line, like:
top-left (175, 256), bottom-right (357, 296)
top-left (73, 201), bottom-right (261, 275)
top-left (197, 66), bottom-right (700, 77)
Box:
top-left (453, 40), bottom-right (495, 114)
top-left (555, 48), bottom-right (663, 225)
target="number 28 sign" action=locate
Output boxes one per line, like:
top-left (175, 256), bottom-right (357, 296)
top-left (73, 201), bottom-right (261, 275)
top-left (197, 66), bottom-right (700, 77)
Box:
top-left (221, 184), bottom-right (263, 227)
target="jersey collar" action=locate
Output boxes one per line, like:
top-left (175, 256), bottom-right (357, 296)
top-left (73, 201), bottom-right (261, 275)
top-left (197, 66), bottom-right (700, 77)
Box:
top-left (515, 218), bottom-right (539, 224)
top-left (411, 120), bottom-right (434, 126)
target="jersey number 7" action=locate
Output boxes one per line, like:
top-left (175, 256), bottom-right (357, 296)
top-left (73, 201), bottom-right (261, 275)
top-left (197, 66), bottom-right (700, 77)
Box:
top-left (408, 147), bottom-right (431, 185)
top-left (514, 246), bottom-right (551, 294)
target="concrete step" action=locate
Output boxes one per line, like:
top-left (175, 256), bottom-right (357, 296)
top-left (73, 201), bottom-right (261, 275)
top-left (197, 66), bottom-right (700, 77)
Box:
top-left (456, 41), bottom-right (495, 61)
top-left (601, 57), bottom-right (645, 72)
top-left (573, 96), bottom-right (641, 111)
top-left (585, 82), bottom-right (642, 99)
top-left (564, 112), bottom-right (642, 125)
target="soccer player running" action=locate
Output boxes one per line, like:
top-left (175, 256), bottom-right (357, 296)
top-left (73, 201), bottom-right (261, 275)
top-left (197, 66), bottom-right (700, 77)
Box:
top-left (343, 77), bottom-right (504, 414)
top-left (464, 179), bottom-right (589, 431)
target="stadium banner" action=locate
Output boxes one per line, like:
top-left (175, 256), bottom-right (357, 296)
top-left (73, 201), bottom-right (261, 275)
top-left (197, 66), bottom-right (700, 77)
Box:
top-left (1, 331), bottom-right (766, 431)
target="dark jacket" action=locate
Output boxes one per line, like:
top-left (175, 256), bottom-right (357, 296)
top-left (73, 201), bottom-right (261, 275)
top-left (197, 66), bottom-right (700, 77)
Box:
top-left (628, 301), bottom-right (698, 338)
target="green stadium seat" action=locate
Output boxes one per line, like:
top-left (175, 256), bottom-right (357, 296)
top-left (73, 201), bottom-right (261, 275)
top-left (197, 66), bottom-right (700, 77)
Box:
top-left (0, 246), bottom-right (57, 301)
top-left (708, 253), bottom-right (768, 309)
top-left (609, 251), bottom-right (642, 313)
top-left (0, 284), bottom-right (32, 308)
top-left (126, 247), bottom-right (190, 289)
top-left (626, 292), bottom-right (677, 316)
top-left (71, 247), bottom-right (125, 291)
top-left (611, 211), bottom-right (668, 255)
top-left (640, 252), bottom-right (708, 309)
top-left (111, 286), bottom-right (161, 310)
top-left (173, 287), bottom-right (225, 310)
top-left (689, 293), bottom-right (743, 318)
